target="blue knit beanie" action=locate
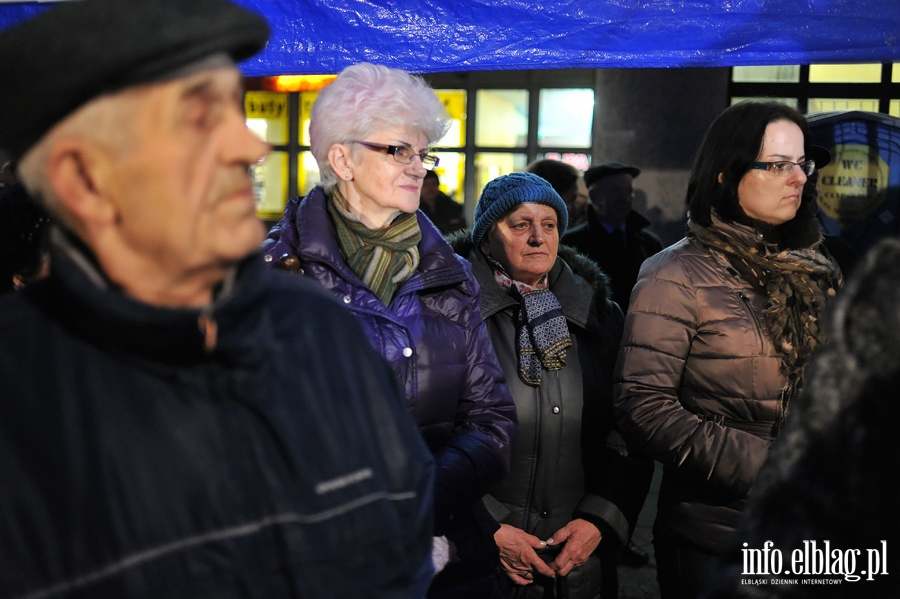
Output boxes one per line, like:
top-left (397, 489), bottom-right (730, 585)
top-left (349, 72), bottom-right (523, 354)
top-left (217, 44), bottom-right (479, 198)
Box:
top-left (471, 172), bottom-right (569, 246)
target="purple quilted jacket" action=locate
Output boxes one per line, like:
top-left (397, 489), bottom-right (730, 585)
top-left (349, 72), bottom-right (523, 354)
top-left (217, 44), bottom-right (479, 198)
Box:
top-left (262, 187), bottom-right (518, 596)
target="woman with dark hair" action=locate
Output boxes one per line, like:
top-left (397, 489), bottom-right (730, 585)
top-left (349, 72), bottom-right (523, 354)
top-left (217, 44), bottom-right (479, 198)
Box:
top-left (613, 101), bottom-right (842, 598)
top-left (262, 62), bottom-right (517, 598)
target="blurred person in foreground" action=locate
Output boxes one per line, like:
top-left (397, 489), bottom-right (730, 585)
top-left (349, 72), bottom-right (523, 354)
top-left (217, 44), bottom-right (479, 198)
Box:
top-left (613, 101), bottom-right (842, 599)
top-left (262, 62), bottom-right (518, 599)
top-left (450, 172), bottom-right (653, 598)
top-left (0, 1), bottom-right (435, 596)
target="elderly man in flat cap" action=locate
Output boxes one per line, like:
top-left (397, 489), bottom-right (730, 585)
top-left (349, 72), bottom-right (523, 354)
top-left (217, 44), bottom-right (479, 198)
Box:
top-left (0, 1), bottom-right (435, 597)
top-left (562, 162), bottom-right (664, 312)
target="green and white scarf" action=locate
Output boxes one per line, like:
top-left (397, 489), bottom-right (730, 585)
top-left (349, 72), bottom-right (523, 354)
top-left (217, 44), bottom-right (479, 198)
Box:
top-left (327, 189), bottom-right (421, 306)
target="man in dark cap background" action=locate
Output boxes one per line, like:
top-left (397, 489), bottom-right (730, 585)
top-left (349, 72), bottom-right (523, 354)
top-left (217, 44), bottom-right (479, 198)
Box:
top-left (0, 0), bottom-right (435, 596)
top-left (562, 162), bottom-right (664, 312)
top-left (561, 162), bottom-right (662, 577)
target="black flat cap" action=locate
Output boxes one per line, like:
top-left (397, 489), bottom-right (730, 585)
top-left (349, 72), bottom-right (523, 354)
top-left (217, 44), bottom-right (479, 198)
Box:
top-left (0, 0), bottom-right (269, 160)
top-left (584, 162), bottom-right (641, 188)
top-left (807, 144), bottom-right (831, 170)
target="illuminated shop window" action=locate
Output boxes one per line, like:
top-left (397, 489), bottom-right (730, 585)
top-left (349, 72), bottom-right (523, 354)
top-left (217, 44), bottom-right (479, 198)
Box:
top-left (732, 66), bottom-right (800, 83)
top-left (808, 98), bottom-right (880, 113)
top-left (298, 92), bottom-right (319, 146)
top-left (730, 97), bottom-right (799, 109)
top-left (891, 100), bottom-right (900, 118)
top-left (431, 152), bottom-right (466, 203)
top-left (435, 90), bottom-right (467, 147)
top-left (252, 151), bottom-right (288, 219)
top-left (539, 152), bottom-right (591, 173)
top-left (245, 91), bottom-right (288, 145)
top-left (809, 64), bottom-right (882, 83)
top-left (245, 91), bottom-right (290, 219)
top-left (474, 152), bottom-right (528, 200)
top-left (475, 90), bottom-right (528, 147)
top-left (730, 63), bottom-right (898, 118)
top-left (538, 89), bottom-right (593, 148)
top-left (297, 151), bottom-right (320, 198)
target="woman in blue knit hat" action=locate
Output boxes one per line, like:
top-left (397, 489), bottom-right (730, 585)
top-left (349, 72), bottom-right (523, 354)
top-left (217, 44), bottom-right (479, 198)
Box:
top-left (451, 171), bottom-right (652, 598)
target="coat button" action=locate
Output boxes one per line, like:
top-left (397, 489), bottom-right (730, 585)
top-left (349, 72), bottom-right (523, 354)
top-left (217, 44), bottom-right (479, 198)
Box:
top-left (263, 254), bottom-right (273, 263)
top-left (402, 347), bottom-right (413, 358)
top-left (540, 510), bottom-right (549, 518)
top-left (552, 406), bottom-right (560, 414)
top-left (342, 295), bottom-right (352, 304)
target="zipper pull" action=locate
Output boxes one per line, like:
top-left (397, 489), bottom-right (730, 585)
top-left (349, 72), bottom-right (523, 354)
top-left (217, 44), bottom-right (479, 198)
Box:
top-left (198, 313), bottom-right (218, 353)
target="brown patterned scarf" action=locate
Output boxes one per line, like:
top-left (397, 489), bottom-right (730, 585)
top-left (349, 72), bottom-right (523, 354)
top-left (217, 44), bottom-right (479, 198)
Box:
top-left (688, 218), bottom-right (840, 422)
top-left (327, 189), bottom-right (421, 306)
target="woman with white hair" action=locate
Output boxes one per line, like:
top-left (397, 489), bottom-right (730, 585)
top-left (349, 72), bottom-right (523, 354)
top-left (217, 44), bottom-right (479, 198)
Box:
top-left (263, 63), bottom-right (517, 599)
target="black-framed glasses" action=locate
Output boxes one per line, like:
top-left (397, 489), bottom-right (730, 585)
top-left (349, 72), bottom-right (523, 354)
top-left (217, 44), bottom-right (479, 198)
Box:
top-left (353, 141), bottom-right (440, 170)
top-left (751, 160), bottom-right (815, 177)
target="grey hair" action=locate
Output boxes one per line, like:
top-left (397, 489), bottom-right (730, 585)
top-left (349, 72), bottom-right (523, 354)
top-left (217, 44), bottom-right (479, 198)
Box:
top-left (309, 63), bottom-right (450, 192)
top-left (18, 91), bottom-right (139, 229)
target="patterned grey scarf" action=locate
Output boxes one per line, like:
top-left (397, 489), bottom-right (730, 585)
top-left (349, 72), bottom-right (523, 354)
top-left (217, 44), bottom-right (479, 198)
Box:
top-left (488, 255), bottom-right (572, 386)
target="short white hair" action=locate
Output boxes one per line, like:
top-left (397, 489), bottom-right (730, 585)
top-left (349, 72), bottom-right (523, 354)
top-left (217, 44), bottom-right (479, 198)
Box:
top-left (309, 63), bottom-right (450, 192)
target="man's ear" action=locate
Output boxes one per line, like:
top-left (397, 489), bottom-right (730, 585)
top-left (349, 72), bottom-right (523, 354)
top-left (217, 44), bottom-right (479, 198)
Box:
top-left (717, 172), bottom-right (724, 184)
top-left (46, 140), bottom-right (117, 226)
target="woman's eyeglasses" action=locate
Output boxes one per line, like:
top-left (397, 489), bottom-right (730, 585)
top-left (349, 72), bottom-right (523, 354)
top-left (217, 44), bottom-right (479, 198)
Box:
top-left (751, 160), bottom-right (815, 177)
top-left (353, 141), bottom-right (440, 170)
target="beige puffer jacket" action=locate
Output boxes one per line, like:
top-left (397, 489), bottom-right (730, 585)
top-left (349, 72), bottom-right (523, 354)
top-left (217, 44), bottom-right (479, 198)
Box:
top-left (614, 218), bottom-right (811, 554)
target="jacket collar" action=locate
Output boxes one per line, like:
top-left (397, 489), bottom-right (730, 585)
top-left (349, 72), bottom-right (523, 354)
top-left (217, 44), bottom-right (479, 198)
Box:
top-left (466, 245), bottom-right (595, 328)
top-left (296, 187), bottom-right (472, 294)
top-left (29, 228), bottom-right (270, 366)
top-left (586, 204), bottom-right (652, 235)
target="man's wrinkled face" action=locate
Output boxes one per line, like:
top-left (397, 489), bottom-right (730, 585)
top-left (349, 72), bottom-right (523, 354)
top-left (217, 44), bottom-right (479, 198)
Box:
top-left (103, 66), bottom-right (269, 278)
top-left (589, 173), bottom-right (634, 224)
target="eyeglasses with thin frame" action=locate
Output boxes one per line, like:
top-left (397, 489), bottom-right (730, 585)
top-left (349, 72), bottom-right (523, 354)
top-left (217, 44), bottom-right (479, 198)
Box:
top-left (751, 160), bottom-right (815, 177)
top-left (353, 141), bottom-right (440, 170)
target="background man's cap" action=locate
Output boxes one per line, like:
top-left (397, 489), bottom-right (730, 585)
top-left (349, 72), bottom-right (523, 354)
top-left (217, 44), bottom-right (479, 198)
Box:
top-left (584, 162), bottom-right (641, 188)
top-left (0, 0), bottom-right (270, 160)
top-left (807, 144), bottom-right (831, 170)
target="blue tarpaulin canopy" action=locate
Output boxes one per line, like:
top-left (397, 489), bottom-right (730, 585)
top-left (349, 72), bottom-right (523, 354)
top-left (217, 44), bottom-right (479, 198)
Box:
top-left (1, 0), bottom-right (899, 75)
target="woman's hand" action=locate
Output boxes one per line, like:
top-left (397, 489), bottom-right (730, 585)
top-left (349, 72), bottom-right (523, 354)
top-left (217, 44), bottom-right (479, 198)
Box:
top-left (546, 518), bottom-right (602, 577)
top-left (494, 523), bottom-right (557, 585)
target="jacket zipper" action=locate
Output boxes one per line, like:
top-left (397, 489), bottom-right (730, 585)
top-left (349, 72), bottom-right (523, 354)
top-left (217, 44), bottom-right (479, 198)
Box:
top-left (198, 311), bottom-right (218, 353)
top-left (738, 291), bottom-right (765, 350)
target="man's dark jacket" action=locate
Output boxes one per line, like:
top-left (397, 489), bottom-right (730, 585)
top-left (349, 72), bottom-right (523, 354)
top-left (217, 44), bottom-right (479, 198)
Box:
top-left (562, 206), bottom-right (663, 311)
top-left (0, 238), bottom-right (435, 598)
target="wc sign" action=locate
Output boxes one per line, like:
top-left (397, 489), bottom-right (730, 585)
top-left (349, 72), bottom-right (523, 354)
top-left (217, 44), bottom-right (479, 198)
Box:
top-left (817, 144), bottom-right (890, 226)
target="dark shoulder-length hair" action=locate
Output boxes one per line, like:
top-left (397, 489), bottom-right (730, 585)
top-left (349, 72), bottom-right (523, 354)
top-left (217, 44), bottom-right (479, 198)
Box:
top-left (687, 101), bottom-right (811, 227)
